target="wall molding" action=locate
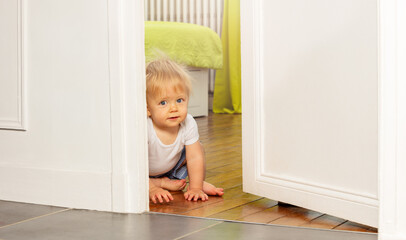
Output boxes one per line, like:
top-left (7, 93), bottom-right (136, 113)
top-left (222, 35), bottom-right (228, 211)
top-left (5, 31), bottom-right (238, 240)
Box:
top-left (0, 0), bottom-right (26, 130)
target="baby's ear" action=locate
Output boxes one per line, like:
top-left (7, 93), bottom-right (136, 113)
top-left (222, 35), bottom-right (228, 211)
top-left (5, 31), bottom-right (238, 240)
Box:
top-left (147, 108), bottom-right (151, 117)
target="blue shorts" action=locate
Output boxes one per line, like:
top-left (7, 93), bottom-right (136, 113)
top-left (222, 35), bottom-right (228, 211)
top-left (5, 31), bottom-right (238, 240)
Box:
top-left (150, 148), bottom-right (188, 180)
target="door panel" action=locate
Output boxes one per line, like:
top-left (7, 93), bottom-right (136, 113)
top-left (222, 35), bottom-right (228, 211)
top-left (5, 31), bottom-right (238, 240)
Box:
top-left (241, 0), bottom-right (378, 227)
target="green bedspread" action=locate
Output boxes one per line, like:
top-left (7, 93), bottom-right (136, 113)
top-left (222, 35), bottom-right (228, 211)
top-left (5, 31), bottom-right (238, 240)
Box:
top-left (145, 21), bottom-right (223, 69)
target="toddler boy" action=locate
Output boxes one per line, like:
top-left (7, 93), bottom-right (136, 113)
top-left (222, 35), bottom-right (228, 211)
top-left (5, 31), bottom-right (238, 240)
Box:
top-left (146, 57), bottom-right (224, 203)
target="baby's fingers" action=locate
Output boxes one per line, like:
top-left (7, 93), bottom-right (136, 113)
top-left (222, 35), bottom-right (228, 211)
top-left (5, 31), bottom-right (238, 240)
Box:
top-left (161, 193), bottom-right (170, 203)
top-left (185, 192), bottom-right (196, 201)
top-left (193, 194), bottom-right (199, 201)
top-left (160, 192), bottom-right (173, 203)
top-left (155, 194), bottom-right (164, 203)
top-left (193, 193), bottom-right (207, 201)
top-left (187, 193), bottom-right (195, 201)
top-left (199, 193), bottom-right (208, 201)
top-left (166, 192), bottom-right (174, 201)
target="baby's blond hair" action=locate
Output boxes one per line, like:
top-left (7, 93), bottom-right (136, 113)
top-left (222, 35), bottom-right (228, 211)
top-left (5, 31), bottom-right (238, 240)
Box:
top-left (146, 56), bottom-right (192, 101)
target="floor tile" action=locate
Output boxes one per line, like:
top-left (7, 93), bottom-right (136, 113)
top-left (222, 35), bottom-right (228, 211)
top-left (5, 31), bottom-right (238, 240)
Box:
top-left (180, 221), bottom-right (378, 240)
top-left (0, 210), bottom-right (220, 240)
top-left (0, 200), bottom-right (66, 227)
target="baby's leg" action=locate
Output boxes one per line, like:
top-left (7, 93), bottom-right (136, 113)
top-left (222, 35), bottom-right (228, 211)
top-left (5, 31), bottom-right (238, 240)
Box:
top-left (202, 181), bottom-right (224, 196)
top-left (150, 177), bottom-right (187, 191)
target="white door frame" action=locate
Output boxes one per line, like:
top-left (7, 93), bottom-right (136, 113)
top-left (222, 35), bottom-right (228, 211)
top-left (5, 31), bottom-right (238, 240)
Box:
top-left (378, 0), bottom-right (406, 239)
top-left (109, 0), bottom-right (149, 213)
top-left (119, 0), bottom-right (406, 238)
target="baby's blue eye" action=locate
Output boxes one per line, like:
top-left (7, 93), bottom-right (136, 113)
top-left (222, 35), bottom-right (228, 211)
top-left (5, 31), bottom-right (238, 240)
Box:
top-left (159, 101), bottom-right (167, 106)
top-left (176, 98), bottom-right (184, 103)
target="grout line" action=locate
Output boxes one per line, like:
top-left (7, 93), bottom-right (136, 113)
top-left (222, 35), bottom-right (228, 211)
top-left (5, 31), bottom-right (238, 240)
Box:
top-left (174, 222), bottom-right (223, 240)
top-left (0, 208), bottom-right (72, 229)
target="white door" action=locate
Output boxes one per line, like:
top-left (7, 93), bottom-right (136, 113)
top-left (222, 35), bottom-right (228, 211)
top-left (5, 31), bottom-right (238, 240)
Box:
top-left (241, 0), bottom-right (378, 227)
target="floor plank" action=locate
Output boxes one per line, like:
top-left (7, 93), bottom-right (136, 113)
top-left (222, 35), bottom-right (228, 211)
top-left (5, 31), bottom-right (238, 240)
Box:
top-left (300, 214), bottom-right (347, 230)
top-left (238, 205), bottom-right (293, 224)
top-left (207, 198), bottom-right (278, 221)
top-left (269, 209), bottom-right (324, 227)
top-left (334, 221), bottom-right (377, 233)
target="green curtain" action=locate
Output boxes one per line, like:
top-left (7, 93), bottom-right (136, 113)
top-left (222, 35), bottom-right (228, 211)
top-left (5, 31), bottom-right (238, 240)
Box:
top-left (213, 0), bottom-right (241, 114)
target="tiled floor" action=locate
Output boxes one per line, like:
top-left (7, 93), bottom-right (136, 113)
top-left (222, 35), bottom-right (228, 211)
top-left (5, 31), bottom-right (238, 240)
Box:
top-left (0, 200), bottom-right (378, 240)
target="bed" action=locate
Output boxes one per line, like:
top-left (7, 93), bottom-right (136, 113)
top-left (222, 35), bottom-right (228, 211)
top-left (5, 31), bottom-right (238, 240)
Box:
top-left (145, 21), bottom-right (223, 117)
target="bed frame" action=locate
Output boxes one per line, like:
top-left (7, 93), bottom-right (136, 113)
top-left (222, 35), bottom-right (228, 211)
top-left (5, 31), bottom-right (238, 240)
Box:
top-left (145, 0), bottom-right (224, 117)
top-left (187, 67), bottom-right (209, 117)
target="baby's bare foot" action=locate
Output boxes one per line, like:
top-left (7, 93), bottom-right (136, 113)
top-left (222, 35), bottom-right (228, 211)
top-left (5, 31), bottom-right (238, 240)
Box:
top-left (151, 177), bottom-right (186, 191)
top-left (161, 177), bottom-right (187, 191)
top-left (203, 181), bottom-right (224, 196)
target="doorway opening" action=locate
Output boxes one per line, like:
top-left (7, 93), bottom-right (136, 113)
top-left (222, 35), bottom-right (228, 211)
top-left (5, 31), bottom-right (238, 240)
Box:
top-left (144, 0), bottom-right (377, 233)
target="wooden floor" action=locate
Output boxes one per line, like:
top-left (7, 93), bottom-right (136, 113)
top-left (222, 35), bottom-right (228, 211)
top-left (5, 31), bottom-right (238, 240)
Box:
top-left (150, 113), bottom-right (378, 233)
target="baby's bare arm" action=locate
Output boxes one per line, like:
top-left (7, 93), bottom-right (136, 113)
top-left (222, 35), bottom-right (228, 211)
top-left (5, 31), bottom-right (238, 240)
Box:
top-left (184, 142), bottom-right (208, 201)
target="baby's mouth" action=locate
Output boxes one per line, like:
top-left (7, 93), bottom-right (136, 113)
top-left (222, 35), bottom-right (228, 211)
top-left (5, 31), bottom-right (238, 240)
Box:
top-left (168, 116), bottom-right (179, 120)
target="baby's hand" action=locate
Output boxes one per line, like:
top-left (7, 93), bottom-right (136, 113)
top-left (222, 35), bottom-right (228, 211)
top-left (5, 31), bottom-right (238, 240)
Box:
top-left (184, 188), bottom-right (209, 201)
top-left (150, 187), bottom-right (173, 204)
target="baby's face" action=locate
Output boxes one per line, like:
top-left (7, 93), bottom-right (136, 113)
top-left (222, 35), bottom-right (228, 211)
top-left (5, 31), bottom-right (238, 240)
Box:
top-left (147, 85), bottom-right (188, 130)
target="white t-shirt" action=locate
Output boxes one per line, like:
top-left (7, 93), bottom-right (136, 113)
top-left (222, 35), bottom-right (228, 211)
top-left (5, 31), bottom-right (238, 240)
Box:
top-left (148, 114), bottom-right (199, 176)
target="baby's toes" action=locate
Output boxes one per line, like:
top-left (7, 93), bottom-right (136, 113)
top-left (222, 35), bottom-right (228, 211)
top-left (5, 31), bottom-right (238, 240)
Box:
top-left (216, 188), bottom-right (224, 196)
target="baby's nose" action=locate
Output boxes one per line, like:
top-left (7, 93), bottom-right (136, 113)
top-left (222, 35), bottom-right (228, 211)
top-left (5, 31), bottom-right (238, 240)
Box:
top-left (170, 102), bottom-right (178, 111)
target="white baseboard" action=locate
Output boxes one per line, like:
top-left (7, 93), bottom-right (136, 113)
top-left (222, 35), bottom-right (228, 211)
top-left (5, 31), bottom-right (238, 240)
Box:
top-left (0, 165), bottom-right (112, 211)
top-left (244, 175), bottom-right (378, 228)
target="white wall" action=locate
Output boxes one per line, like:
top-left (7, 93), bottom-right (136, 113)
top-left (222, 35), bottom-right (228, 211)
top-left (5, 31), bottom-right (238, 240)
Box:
top-left (0, 0), bottom-right (148, 211)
